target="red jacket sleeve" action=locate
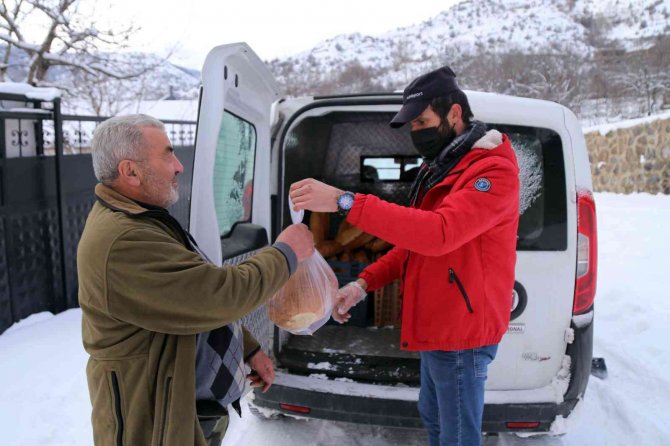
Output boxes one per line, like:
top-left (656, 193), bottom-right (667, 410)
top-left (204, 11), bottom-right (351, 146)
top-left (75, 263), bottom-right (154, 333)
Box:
top-left (358, 246), bottom-right (408, 292)
top-left (346, 157), bottom-right (519, 257)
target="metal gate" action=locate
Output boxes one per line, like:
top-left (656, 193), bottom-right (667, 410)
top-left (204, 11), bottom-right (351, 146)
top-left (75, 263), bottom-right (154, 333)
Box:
top-left (0, 92), bottom-right (196, 332)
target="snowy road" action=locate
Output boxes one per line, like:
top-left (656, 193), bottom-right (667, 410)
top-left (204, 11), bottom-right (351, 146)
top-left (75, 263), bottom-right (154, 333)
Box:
top-left (1, 193), bottom-right (668, 445)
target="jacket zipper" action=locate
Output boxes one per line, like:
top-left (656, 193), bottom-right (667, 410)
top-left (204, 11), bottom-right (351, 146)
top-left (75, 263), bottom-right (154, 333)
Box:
top-left (110, 371), bottom-right (124, 446)
top-left (448, 268), bottom-right (474, 313)
top-left (159, 377), bottom-right (173, 446)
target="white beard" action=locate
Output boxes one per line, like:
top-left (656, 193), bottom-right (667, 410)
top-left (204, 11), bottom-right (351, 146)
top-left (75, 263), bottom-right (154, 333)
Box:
top-left (141, 167), bottom-right (180, 208)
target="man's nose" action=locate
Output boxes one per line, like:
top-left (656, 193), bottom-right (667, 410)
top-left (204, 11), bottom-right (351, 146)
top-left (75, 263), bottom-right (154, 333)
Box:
top-left (174, 156), bottom-right (184, 175)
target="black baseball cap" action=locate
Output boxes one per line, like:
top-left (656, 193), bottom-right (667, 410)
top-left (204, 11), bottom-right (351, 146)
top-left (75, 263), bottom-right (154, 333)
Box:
top-left (390, 66), bottom-right (461, 128)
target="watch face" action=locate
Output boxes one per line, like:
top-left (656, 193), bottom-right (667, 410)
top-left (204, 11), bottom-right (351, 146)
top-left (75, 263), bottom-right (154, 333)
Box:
top-left (339, 192), bottom-right (354, 210)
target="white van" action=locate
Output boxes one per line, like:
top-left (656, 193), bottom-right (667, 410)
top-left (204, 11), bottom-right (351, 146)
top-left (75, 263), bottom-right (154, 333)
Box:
top-left (189, 43), bottom-right (598, 434)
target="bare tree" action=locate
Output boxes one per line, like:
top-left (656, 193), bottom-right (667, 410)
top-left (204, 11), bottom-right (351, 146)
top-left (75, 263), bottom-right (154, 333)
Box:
top-left (390, 38), bottom-right (416, 85)
top-left (0, 0), bottom-right (153, 86)
top-left (68, 71), bottom-right (142, 116)
top-left (610, 44), bottom-right (670, 116)
top-left (515, 53), bottom-right (586, 106)
top-left (458, 51), bottom-right (506, 93)
top-left (614, 66), bottom-right (665, 116)
top-left (64, 52), bottom-right (197, 116)
top-left (0, 0), bottom-right (24, 80)
top-left (651, 36), bottom-right (670, 109)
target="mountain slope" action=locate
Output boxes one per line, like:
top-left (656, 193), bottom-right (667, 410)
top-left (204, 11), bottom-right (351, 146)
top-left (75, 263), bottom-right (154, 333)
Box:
top-left (268, 0), bottom-right (670, 93)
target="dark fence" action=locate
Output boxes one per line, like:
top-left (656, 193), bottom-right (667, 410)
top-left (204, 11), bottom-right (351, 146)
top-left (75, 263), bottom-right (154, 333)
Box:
top-left (0, 93), bottom-right (196, 332)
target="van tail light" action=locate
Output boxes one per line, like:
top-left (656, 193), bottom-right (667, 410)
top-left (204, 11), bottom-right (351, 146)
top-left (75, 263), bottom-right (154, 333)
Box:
top-left (506, 421), bottom-right (540, 429)
top-left (279, 403), bottom-right (311, 414)
top-left (574, 189), bottom-right (597, 315)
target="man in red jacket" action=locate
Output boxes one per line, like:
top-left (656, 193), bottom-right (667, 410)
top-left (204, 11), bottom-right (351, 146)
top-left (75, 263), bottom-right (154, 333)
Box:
top-left (289, 66), bottom-right (520, 446)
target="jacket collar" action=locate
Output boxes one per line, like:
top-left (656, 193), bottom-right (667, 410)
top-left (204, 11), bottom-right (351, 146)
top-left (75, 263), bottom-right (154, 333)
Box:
top-left (450, 131), bottom-right (516, 175)
top-left (418, 132), bottom-right (517, 202)
top-left (95, 183), bottom-right (195, 250)
top-left (472, 129), bottom-right (503, 150)
top-left (95, 183), bottom-right (159, 216)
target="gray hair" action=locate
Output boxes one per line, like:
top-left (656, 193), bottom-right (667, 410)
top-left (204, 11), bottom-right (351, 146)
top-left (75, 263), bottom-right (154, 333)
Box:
top-left (91, 114), bottom-right (165, 184)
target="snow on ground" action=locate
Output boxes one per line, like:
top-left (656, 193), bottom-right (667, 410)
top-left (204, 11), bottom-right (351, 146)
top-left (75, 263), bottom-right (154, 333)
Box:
top-left (583, 110), bottom-right (670, 136)
top-left (1, 192), bottom-right (669, 445)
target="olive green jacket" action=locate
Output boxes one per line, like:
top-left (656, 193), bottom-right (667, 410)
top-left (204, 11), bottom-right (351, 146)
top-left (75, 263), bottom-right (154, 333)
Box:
top-left (78, 184), bottom-right (290, 446)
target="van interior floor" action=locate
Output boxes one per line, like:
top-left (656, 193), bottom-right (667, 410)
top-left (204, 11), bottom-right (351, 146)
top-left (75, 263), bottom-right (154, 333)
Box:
top-left (277, 325), bottom-right (420, 385)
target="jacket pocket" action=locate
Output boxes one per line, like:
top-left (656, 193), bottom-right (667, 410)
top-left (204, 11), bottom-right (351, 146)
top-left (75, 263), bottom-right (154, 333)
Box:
top-left (159, 377), bottom-right (173, 446)
top-left (109, 371), bottom-right (124, 446)
top-left (448, 268), bottom-right (474, 313)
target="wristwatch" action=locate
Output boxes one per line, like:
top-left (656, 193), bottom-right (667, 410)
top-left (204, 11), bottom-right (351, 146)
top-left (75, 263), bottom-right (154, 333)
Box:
top-left (336, 191), bottom-right (355, 216)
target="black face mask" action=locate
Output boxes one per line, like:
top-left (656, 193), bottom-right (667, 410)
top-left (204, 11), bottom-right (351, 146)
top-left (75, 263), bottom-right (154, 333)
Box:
top-left (411, 124), bottom-right (456, 161)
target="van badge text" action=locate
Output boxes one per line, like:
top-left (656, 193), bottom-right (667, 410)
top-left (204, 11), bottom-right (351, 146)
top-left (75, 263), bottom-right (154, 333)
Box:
top-left (507, 323), bottom-right (525, 334)
top-left (522, 352), bottom-right (552, 362)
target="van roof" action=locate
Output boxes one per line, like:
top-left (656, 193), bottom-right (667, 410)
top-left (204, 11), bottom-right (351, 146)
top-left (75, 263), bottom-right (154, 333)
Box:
top-left (313, 92), bottom-right (402, 100)
top-left (310, 90), bottom-right (566, 113)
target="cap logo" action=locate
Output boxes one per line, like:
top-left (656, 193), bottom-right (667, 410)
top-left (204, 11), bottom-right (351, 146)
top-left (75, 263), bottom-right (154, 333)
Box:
top-left (406, 91), bottom-right (423, 100)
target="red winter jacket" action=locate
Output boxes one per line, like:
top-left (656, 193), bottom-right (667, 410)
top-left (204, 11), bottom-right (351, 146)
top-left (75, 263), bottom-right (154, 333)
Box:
top-left (348, 130), bottom-right (520, 351)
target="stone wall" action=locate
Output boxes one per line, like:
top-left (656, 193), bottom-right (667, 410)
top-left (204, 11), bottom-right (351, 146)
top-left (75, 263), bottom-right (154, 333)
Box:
top-left (585, 117), bottom-right (670, 194)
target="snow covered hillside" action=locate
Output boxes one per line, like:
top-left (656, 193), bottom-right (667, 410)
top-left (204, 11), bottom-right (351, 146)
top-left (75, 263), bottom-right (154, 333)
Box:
top-left (4, 0), bottom-right (662, 117)
top-left (0, 192), bottom-right (668, 445)
top-left (269, 0), bottom-right (670, 88)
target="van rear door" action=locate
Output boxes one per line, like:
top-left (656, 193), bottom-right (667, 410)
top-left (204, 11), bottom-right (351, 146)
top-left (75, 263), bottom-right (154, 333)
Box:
top-left (189, 43), bottom-right (280, 265)
top-left (466, 93), bottom-right (578, 394)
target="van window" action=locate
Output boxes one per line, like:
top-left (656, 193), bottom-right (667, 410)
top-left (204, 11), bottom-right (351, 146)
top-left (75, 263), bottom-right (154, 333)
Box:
top-left (488, 124), bottom-right (567, 251)
top-left (360, 156), bottom-right (421, 182)
top-left (213, 111), bottom-right (256, 236)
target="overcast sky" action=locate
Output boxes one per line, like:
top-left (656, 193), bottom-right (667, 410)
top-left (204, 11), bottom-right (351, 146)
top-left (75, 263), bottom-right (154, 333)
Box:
top-left (97, 0), bottom-right (463, 69)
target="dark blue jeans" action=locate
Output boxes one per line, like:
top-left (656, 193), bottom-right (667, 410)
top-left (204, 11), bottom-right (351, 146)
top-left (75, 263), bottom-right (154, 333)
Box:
top-left (418, 345), bottom-right (498, 446)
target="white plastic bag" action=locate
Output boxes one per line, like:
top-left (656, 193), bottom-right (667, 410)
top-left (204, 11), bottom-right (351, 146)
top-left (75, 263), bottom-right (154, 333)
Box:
top-left (266, 197), bottom-right (338, 335)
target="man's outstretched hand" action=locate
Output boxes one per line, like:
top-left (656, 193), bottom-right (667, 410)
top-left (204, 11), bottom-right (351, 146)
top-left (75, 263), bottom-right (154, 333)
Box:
top-left (289, 178), bottom-right (344, 213)
top-left (275, 223), bottom-right (315, 263)
top-left (332, 280), bottom-right (368, 324)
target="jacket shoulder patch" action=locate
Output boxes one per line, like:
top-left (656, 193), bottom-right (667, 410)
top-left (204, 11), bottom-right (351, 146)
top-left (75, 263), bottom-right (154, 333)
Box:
top-left (474, 178), bottom-right (491, 192)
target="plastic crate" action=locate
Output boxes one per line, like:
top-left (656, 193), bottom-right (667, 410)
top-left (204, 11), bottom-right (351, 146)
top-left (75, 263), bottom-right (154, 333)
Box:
top-left (327, 260), bottom-right (368, 286)
top-left (374, 279), bottom-right (402, 328)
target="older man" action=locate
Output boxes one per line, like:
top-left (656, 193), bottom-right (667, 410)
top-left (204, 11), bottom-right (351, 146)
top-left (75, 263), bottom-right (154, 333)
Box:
top-left (290, 66), bottom-right (520, 446)
top-left (78, 114), bottom-right (313, 446)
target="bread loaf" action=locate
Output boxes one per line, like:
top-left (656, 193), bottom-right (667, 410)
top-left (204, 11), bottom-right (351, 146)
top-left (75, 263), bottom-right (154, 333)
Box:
top-left (345, 233), bottom-right (375, 251)
top-left (309, 212), bottom-right (330, 244)
top-left (316, 240), bottom-right (343, 258)
top-left (335, 220), bottom-right (363, 246)
top-left (369, 238), bottom-right (392, 253)
top-left (266, 255), bottom-right (338, 332)
top-left (352, 249), bottom-right (369, 264)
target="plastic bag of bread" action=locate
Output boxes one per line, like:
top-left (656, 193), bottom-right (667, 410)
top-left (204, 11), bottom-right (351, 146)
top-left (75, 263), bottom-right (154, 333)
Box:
top-left (266, 250), bottom-right (338, 335)
top-left (266, 196), bottom-right (338, 335)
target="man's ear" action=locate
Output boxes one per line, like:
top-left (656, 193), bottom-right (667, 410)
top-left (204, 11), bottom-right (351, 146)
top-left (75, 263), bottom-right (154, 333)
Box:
top-left (449, 103), bottom-right (463, 124)
top-left (117, 159), bottom-right (142, 187)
